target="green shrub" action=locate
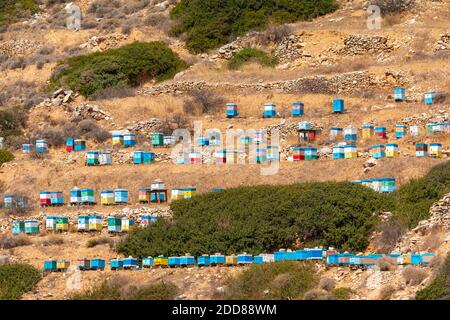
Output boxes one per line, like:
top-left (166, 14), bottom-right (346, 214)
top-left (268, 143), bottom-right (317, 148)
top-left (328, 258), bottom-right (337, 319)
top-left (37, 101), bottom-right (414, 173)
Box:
top-left (0, 0), bottom-right (39, 28)
top-left (50, 42), bottom-right (188, 98)
top-left (71, 278), bottom-right (178, 300)
top-left (415, 253), bottom-right (450, 300)
top-left (0, 149), bottom-right (14, 165)
top-left (170, 0), bottom-right (339, 53)
top-left (228, 48), bottom-right (278, 70)
top-left (0, 109), bottom-right (24, 137)
top-left (118, 182), bottom-right (391, 257)
top-left (222, 261), bottom-right (317, 300)
top-left (0, 263), bottom-right (41, 300)
top-left (332, 287), bottom-right (353, 300)
top-left (132, 282), bottom-right (178, 300)
top-left (393, 162), bottom-right (450, 228)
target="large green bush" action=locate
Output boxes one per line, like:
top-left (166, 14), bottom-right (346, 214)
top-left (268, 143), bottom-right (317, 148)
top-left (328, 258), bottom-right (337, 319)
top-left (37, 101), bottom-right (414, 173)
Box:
top-left (393, 162), bottom-right (450, 228)
top-left (222, 261), bottom-right (317, 300)
top-left (170, 0), bottom-right (339, 53)
top-left (0, 0), bottom-right (39, 28)
top-left (228, 48), bottom-right (278, 70)
top-left (415, 253), bottom-right (450, 300)
top-left (0, 263), bottom-right (41, 300)
top-left (118, 182), bottom-right (391, 256)
top-left (50, 42), bottom-right (188, 98)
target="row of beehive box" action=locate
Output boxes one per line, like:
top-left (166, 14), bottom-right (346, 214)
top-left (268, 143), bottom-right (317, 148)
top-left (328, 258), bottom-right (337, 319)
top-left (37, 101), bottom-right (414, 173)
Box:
top-left (226, 89), bottom-right (439, 119)
top-left (43, 249), bottom-right (434, 272)
top-left (12, 215), bottom-right (158, 235)
top-left (4, 186), bottom-right (220, 209)
top-left (351, 178), bottom-right (396, 193)
top-left (175, 147), bottom-right (280, 165)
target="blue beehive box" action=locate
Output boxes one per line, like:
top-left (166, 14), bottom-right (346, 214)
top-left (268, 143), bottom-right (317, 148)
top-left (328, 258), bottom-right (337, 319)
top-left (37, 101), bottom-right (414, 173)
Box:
top-left (210, 254), bottom-right (225, 265)
top-left (44, 260), bottom-right (57, 271)
top-left (332, 99), bottom-right (344, 113)
top-left (114, 189), bottom-right (128, 204)
top-left (263, 103), bottom-right (276, 118)
top-left (333, 146), bottom-right (345, 159)
top-left (410, 254), bottom-right (422, 265)
top-left (237, 254), bottom-right (253, 265)
top-left (12, 221), bottom-right (25, 234)
top-left (226, 103), bottom-right (238, 118)
top-left (168, 256), bottom-right (181, 267)
top-left (123, 133), bottom-right (136, 147)
top-left (197, 137), bottom-right (209, 147)
top-left (142, 257), bottom-right (154, 268)
top-left (295, 250), bottom-right (309, 260)
top-left (22, 143), bottom-right (32, 154)
top-left (424, 92), bottom-right (436, 105)
top-left (197, 255), bottom-right (210, 266)
top-left (253, 256), bottom-right (264, 264)
top-left (123, 257), bottom-right (138, 269)
top-left (90, 259), bottom-right (106, 270)
top-left (180, 256), bottom-right (195, 266)
top-left (66, 138), bottom-right (74, 151)
top-left (326, 254), bottom-right (339, 265)
top-left (110, 259), bottom-right (123, 270)
top-left (291, 102), bottom-right (304, 117)
top-left (306, 249), bottom-right (324, 260)
top-left (394, 87), bottom-right (406, 101)
top-left (35, 139), bottom-right (48, 153)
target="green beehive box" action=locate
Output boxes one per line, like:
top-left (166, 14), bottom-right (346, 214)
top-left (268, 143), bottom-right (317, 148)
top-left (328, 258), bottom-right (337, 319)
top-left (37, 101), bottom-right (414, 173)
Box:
top-left (151, 133), bottom-right (164, 147)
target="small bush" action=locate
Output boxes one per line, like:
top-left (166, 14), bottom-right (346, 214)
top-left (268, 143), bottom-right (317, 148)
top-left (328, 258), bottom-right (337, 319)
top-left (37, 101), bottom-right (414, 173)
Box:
top-left (41, 235), bottom-right (64, 247)
top-left (374, 219), bottom-right (408, 253)
top-left (256, 25), bottom-right (292, 46)
top-left (132, 282), bottom-right (178, 300)
top-left (228, 48), bottom-right (278, 70)
top-left (51, 41), bottom-right (188, 98)
top-left (332, 287), bottom-right (353, 300)
top-left (318, 277), bottom-right (335, 291)
top-left (0, 234), bottom-right (31, 249)
top-left (379, 285), bottom-right (395, 300)
top-left (377, 257), bottom-right (397, 271)
top-left (183, 90), bottom-right (225, 115)
top-left (86, 236), bottom-right (112, 248)
top-left (0, 149), bottom-right (14, 165)
top-left (402, 267), bottom-right (428, 286)
top-left (303, 289), bottom-right (336, 300)
top-left (0, 263), bottom-right (41, 300)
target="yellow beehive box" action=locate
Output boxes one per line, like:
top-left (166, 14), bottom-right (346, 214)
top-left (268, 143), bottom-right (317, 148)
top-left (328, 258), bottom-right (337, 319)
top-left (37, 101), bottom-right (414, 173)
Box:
top-left (55, 223), bottom-right (69, 232)
top-left (225, 255), bottom-right (237, 265)
top-left (101, 197), bottom-right (114, 205)
top-left (386, 151), bottom-right (399, 158)
top-left (344, 152), bottom-right (357, 159)
top-left (154, 256), bottom-right (168, 267)
top-left (88, 223), bottom-right (102, 231)
top-left (57, 260), bottom-right (70, 270)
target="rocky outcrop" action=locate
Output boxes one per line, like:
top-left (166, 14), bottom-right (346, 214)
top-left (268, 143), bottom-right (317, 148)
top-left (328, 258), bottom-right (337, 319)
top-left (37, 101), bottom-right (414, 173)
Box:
top-left (0, 39), bottom-right (41, 57)
top-left (70, 104), bottom-right (112, 121)
top-left (338, 35), bottom-right (394, 56)
top-left (435, 33), bottom-right (450, 52)
top-left (79, 34), bottom-right (128, 52)
top-left (274, 34), bottom-right (307, 62)
top-left (396, 193), bottom-right (450, 253)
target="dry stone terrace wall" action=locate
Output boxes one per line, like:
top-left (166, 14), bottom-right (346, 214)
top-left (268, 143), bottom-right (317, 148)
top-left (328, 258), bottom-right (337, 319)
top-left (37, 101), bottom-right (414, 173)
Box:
top-left (139, 71), bottom-right (386, 96)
